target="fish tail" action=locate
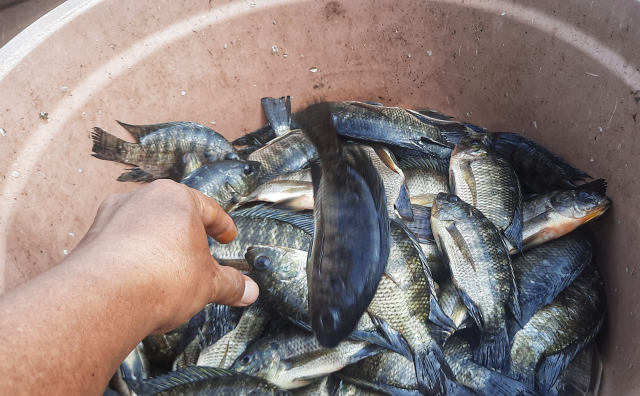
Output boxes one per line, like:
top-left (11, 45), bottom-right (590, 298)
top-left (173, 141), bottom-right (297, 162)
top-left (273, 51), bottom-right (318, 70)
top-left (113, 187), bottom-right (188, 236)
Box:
top-left (293, 102), bottom-right (344, 166)
top-left (413, 339), bottom-right (456, 396)
top-left (117, 168), bottom-right (155, 183)
top-left (91, 127), bottom-right (131, 163)
top-left (395, 182), bottom-right (414, 220)
top-left (261, 96), bottom-right (291, 134)
top-left (537, 343), bottom-right (585, 396)
top-left (479, 367), bottom-right (539, 396)
top-left (474, 326), bottom-right (511, 373)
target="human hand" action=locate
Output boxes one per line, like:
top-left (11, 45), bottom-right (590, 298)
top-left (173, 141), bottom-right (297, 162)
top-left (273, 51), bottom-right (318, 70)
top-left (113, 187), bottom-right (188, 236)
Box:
top-left (69, 179), bottom-right (259, 334)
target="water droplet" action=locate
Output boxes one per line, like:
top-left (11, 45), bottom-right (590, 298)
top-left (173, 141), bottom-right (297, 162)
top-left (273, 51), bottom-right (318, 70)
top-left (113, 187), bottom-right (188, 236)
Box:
top-left (427, 50), bottom-right (433, 56)
top-left (79, 169), bottom-right (82, 173)
top-left (224, 44), bottom-right (227, 49)
top-left (11, 170), bottom-right (19, 178)
top-left (309, 67), bottom-right (318, 73)
top-left (70, 232), bottom-right (75, 237)
top-left (210, 120), bottom-right (216, 125)
top-left (181, 91), bottom-right (186, 96)
top-left (0, 128), bottom-right (6, 137)
top-left (63, 249), bottom-right (68, 255)
top-left (501, 11), bottom-right (506, 16)
top-left (273, 20), bottom-right (276, 25)
top-left (61, 86), bottom-right (68, 91)
top-left (271, 45), bottom-right (278, 54)
top-left (283, 54), bottom-right (288, 58)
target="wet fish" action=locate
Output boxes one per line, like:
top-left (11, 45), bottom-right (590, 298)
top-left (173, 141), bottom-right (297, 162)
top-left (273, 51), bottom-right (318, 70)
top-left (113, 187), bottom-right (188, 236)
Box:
top-left (326, 101), bottom-right (468, 152)
top-left (477, 132), bottom-right (590, 193)
top-left (232, 322), bottom-right (382, 389)
top-left (91, 121), bottom-right (240, 182)
top-left (125, 366), bottom-right (292, 396)
top-left (180, 160), bottom-right (263, 211)
top-left (198, 298), bottom-right (277, 369)
top-left (121, 343), bottom-right (150, 382)
top-left (291, 377), bottom-right (332, 396)
top-left (366, 221), bottom-right (456, 396)
top-left (232, 96), bottom-right (292, 152)
top-left (510, 231), bottom-right (593, 330)
top-left (399, 157), bottom-right (450, 206)
top-left (248, 130), bottom-right (318, 183)
top-left (295, 102), bottom-right (390, 348)
top-left (435, 280), bottom-right (470, 343)
top-left (208, 206), bottom-right (313, 270)
top-left (449, 137), bottom-right (523, 251)
top-left (431, 193), bottom-right (520, 373)
top-left (443, 335), bottom-right (537, 396)
top-left (518, 187), bottom-right (610, 253)
top-left (547, 341), bottom-right (602, 396)
top-left (509, 265), bottom-right (607, 395)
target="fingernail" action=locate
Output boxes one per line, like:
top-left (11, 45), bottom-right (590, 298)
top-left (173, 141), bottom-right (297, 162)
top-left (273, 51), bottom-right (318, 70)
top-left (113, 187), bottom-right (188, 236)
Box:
top-left (240, 279), bottom-right (259, 305)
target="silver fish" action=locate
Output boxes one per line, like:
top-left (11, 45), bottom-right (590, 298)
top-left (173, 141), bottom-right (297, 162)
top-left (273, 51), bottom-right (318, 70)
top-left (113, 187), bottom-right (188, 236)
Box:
top-left (248, 130), bottom-right (318, 183)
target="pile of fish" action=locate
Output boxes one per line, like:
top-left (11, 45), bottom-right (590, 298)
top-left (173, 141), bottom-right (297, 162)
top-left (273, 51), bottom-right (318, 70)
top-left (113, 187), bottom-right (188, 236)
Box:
top-left (94, 97), bottom-right (610, 396)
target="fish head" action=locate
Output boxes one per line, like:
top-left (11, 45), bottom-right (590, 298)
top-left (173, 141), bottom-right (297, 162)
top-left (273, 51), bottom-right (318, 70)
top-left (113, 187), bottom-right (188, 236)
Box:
top-left (451, 136), bottom-right (490, 160)
top-left (246, 245), bottom-right (306, 283)
top-left (550, 190), bottom-right (611, 221)
top-left (431, 193), bottom-right (472, 222)
top-left (226, 160), bottom-right (264, 195)
top-left (232, 342), bottom-right (283, 382)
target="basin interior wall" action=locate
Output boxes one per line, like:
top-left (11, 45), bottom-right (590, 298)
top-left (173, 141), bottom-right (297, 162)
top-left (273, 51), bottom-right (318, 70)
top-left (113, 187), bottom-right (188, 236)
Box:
top-left (0, 0), bottom-right (638, 394)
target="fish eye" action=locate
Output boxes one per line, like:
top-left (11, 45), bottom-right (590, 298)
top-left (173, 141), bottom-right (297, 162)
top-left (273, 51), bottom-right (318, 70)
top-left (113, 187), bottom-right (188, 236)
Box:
top-left (447, 195), bottom-right (458, 203)
top-left (244, 164), bottom-right (253, 175)
top-left (225, 152), bottom-right (240, 161)
top-left (254, 255), bottom-right (271, 271)
top-left (240, 355), bottom-right (251, 365)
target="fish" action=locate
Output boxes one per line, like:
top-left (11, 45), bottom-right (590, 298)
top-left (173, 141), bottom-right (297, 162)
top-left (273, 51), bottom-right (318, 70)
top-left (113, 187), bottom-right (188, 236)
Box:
top-left (180, 160), bottom-right (263, 211)
top-left (142, 328), bottom-right (187, 368)
top-left (197, 297), bottom-right (277, 369)
top-left (418, 240), bottom-right (449, 284)
top-left (239, 179), bottom-right (314, 211)
top-left (402, 204), bottom-right (433, 241)
top-left (546, 341), bottom-right (602, 396)
top-left (509, 265), bottom-right (607, 395)
top-left (517, 186), bottom-right (610, 253)
top-left (330, 377), bottom-right (398, 396)
top-left (442, 335), bottom-right (538, 396)
top-left (232, 321), bottom-right (383, 389)
top-left (172, 338), bottom-right (201, 371)
top-left (399, 158), bottom-right (450, 207)
top-left (431, 193), bottom-right (520, 373)
top-left (245, 245), bottom-right (410, 356)
top-left (248, 130), bottom-right (318, 183)
top-left (345, 143), bottom-right (413, 220)
top-left (339, 350), bottom-right (420, 393)
top-left (208, 206), bottom-right (314, 270)
top-left (91, 121), bottom-right (240, 182)
top-left (295, 102), bottom-right (391, 349)
top-left (477, 132), bottom-right (590, 193)
top-left (121, 343), bottom-right (151, 382)
top-left (232, 96), bottom-right (292, 153)
top-left (510, 231), bottom-right (593, 331)
top-left (125, 366), bottom-right (292, 396)
top-left (449, 137), bottom-right (523, 251)
top-left (291, 377), bottom-right (332, 396)
top-left (435, 280), bottom-right (470, 343)
top-left (269, 169), bottom-right (313, 182)
top-left (366, 220), bottom-right (456, 396)
top-left (325, 101), bottom-right (469, 152)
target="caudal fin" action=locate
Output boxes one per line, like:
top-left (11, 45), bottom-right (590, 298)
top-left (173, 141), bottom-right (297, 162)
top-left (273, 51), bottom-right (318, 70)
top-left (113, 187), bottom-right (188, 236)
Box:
top-left (91, 127), bottom-right (130, 163)
top-left (474, 326), bottom-right (510, 374)
top-left (262, 96), bottom-right (291, 136)
top-left (414, 339), bottom-right (456, 396)
top-left (117, 168), bottom-right (155, 183)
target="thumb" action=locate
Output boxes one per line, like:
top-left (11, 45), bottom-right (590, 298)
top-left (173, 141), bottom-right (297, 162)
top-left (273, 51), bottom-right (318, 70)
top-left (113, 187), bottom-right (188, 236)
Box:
top-left (209, 265), bottom-right (259, 307)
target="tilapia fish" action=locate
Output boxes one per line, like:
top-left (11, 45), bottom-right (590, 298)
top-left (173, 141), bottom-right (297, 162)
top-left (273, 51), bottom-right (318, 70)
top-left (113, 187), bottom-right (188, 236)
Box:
top-left (91, 121), bottom-right (240, 182)
top-left (547, 341), bottom-right (602, 396)
top-left (290, 377), bottom-right (331, 396)
top-left (233, 96), bottom-right (292, 152)
top-left (180, 160), bottom-right (262, 211)
top-left (232, 322), bottom-right (382, 389)
top-left (449, 137), bottom-right (523, 251)
top-left (399, 157), bottom-right (450, 206)
top-left (295, 102), bottom-right (390, 348)
top-left (518, 186), bottom-right (610, 252)
top-left (125, 366), bottom-right (291, 396)
top-left (509, 265), bottom-right (607, 396)
top-left (327, 101), bottom-right (468, 152)
top-left (248, 130), bottom-right (318, 183)
top-left (511, 231), bottom-right (593, 329)
top-left (477, 132), bottom-right (590, 193)
top-left (431, 193), bottom-right (520, 373)
top-left (208, 206), bottom-right (313, 270)
top-left (198, 298), bottom-right (277, 369)
top-left (366, 221), bottom-right (456, 396)
top-left (443, 335), bottom-right (537, 396)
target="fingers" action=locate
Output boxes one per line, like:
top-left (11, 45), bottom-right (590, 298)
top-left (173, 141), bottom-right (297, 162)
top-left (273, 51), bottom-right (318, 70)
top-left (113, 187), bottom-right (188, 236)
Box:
top-left (186, 187), bottom-right (237, 244)
top-left (209, 266), bottom-right (259, 307)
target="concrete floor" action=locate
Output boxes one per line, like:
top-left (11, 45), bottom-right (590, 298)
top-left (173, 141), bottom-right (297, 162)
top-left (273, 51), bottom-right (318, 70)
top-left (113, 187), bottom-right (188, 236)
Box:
top-left (0, 0), bottom-right (66, 48)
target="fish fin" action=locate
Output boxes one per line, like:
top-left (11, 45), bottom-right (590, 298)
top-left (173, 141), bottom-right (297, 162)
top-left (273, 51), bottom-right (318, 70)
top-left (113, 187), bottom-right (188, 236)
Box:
top-left (349, 101), bottom-right (394, 121)
top-left (414, 109), bottom-right (453, 120)
top-left (429, 294), bottom-right (457, 346)
top-left (349, 329), bottom-right (402, 356)
top-left (295, 102), bottom-right (344, 165)
top-left (346, 343), bottom-right (385, 365)
top-left (445, 222), bottom-right (477, 271)
top-left (402, 205), bottom-right (433, 240)
top-left (287, 317), bottom-right (313, 332)
top-left (124, 366), bottom-right (245, 396)
top-left (231, 205), bottom-right (315, 235)
top-left (91, 127), bottom-right (130, 163)
top-left (395, 183), bottom-right (415, 220)
top-left (576, 178), bottom-right (608, 195)
top-left (393, 219), bottom-right (439, 300)
top-left (368, 316), bottom-right (413, 360)
top-left (117, 168), bottom-right (155, 183)
top-left (363, 101), bottom-right (384, 106)
top-left (232, 124), bottom-right (277, 150)
top-left (475, 366), bottom-right (539, 396)
top-left (506, 262), bottom-right (523, 328)
top-left (116, 120), bottom-right (191, 141)
top-left (262, 96), bottom-right (291, 135)
top-left (504, 204), bottom-right (524, 252)
top-left (372, 146), bottom-right (403, 174)
top-left (457, 288), bottom-right (484, 330)
top-left (413, 338), bottom-right (456, 396)
top-left (269, 195), bottom-right (314, 212)
top-left (463, 123), bottom-right (489, 134)
top-left (474, 325), bottom-right (510, 373)
top-left (398, 156), bottom-right (449, 174)
top-left (459, 161), bottom-right (477, 207)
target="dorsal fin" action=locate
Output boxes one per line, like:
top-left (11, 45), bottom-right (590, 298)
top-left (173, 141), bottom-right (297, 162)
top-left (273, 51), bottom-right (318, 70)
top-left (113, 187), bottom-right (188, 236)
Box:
top-left (116, 121), bottom-right (195, 142)
top-left (231, 205), bottom-right (315, 235)
top-left (125, 366), bottom-right (246, 396)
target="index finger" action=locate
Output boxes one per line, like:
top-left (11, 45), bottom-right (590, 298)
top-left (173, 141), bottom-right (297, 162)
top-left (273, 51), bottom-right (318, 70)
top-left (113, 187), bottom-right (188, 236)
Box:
top-left (186, 187), bottom-right (237, 244)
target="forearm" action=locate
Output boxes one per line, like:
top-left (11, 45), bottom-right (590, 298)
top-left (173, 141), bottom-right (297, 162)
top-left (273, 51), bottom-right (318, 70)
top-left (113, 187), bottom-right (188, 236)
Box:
top-left (0, 249), bottom-right (161, 396)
